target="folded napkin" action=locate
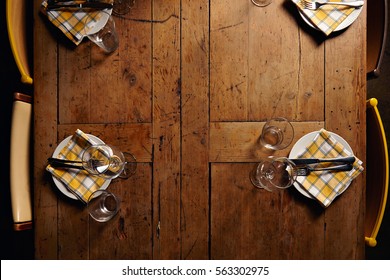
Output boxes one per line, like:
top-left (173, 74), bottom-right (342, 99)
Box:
top-left (41, 1), bottom-right (112, 45)
top-left (295, 129), bottom-right (364, 207)
top-left (292, 0), bottom-right (356, 36)
top-left (46, 129), bottom-right (108, 203)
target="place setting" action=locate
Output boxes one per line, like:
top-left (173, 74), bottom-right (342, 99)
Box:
top-left (250, 118), bottom-right (364, 208)
top-left (46, 129), bottom-right (137, 222)
top-left (291, 0), bottom-right (365, 36)
top-left (40, 0), bottom-right (135, 53)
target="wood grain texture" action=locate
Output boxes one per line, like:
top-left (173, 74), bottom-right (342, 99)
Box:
top-left (210, 1), bottom-right (324, 122)
top-left (33, 0), bottom-right (366, 259)
top-left (210, 121), bottom-right (324, 162)
top-left (211, 164), bottom-right (325, 259)
top-left (152, 0), bottom-right (181, 259)
top-left (181, 0), bottom-right (210, 259)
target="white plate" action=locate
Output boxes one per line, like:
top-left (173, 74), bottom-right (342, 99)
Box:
top-left (289, 131), bottom-right (353, 198)
top-left (298, 5), bottom-right (363, 32)
top-left (82, 8), bottom-right (113, 36)
top-left (51, 134), bottom-right (111, 200)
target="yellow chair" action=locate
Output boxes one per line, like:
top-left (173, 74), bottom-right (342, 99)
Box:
top-left (10, 92), bottom-right (33, 231)
top-left (365, 98), bottom-right (389, 247)
top-left (6, 0), bottom-right (33, 84)
top-left (7, 0), bottom-right (33, 230)
top-left (367, 0), bottom-right (388, 77)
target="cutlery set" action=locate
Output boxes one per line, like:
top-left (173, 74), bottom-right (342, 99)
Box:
top-left (302, 0), bottom-right (364, 10)
top-left (46, 0), bottom-right (113, 11)
top-left (290, 156), bottom-right (355, 176)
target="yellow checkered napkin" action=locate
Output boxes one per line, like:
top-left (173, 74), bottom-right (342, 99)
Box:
top-left (41, 1), bottom-right (111, 45)
top-left (295, 129), bottom-right (363, 207)
top-left (292, 0), bottom-right (356, 35)
top-left (46, 129), bottom-right (108, 203)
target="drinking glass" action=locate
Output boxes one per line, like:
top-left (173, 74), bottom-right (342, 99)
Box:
top-left (86, 14), bottom-right (119, 53)
top-left (260, 117), bottom-right (294, 151)
top-left (113, 0), bottom-right (135, 15)
top-left (87, 189), bottom-right (119, 222)
top-left (82, 144), bottom-right (136, 179)
top-left (250, 157), bottom-right (297, 192)
top-left (251, 0), bottom-right (272, 7)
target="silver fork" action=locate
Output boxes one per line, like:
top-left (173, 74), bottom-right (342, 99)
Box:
top-left (302, 0), bottom-right (364, 10)
top-left (295, 164), bottom-right (353, 176)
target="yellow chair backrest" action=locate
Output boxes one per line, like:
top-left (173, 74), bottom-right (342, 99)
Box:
top-left (365, 98), bottom-right (389, 247)
top-left (6, 0), bottom-right (33, 84)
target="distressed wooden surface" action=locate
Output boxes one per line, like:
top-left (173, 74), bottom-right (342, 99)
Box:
top-left (34, 0), bottom-right (366, 259)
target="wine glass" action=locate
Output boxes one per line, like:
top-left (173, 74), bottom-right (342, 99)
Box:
top-left (251, 0), bottom-right (272, 7)
top-left (260, 117), bottom-right (294, 151)
top-left (120, 151), bottom-right (137, 179)
top-left (250, 157), bottom-right (297, 192)
top-left (84, 13), bottom-right (119, 53)
top-left (112, 0), bottom-right (135, 15)
top-left (82, 144), bottom-right (136, 179)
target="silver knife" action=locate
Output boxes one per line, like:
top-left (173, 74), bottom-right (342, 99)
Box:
top-left (290, 156), bottom-right (356, 165)
top-left (47, 1), bottom-right (113, 11)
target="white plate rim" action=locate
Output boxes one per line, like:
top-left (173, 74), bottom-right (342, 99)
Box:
top-left (51, 134), bottom-right (111, 200)
top-left (83, 8), bottom-right (113, 36)
top-left (288, 131), bottom-right (354, 198)
top-left (298, 5), bottom-right (363, 32)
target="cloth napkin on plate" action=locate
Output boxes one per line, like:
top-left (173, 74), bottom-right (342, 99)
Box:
top-left (292, 0), bottom-right (357, 36)
top-left (46, 129), bottom-right (107, 203)
top-left (295, 129), bottom-right (364, 207)
top-left (40, 1), bottom-right (112, 45)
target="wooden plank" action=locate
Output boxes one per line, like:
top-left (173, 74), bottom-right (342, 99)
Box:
top-left (181, 0), bottom-right (210, 259)
top-left (58, 4), bottom-right (152, 124)
top-left (152, 0), bottom-right (181, 259)
top-left (58, 200), bottom-right (88, 259)
top-left (210, 121), bottom-right (324, 162)
top-left (33, 0), bottom-right (59, 260)
top-left (247, 3), bottom-right (300, 121)
top-left (324, 7), bottom-right (366, 259)
top-left (210, 0), bottom-right (248, 121)
top-left (210, 1), bottom-right (324, 122)
top-left (211, 163), bottom-right (326, 259)
top-left (293, 18), bottom-right (325, 121)
top-left (89, 164), bottom-right (152, 259)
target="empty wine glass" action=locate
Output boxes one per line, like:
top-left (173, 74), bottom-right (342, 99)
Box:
top-left (120, 151), bottom-right (137, 179)
top-left (82, 144), bottom-right (136, 179)
top-left (250, 157), bottom-right (297, 192)
top-left (83, 11), bottom-right (119, 53)
top-left (260, 117), bottom-right (294, 151)
top-left (251, 0), bottom-right (272, 7)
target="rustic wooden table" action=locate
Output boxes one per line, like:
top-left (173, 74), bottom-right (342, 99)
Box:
top-left (33, 0), bottom-right (366, 259)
